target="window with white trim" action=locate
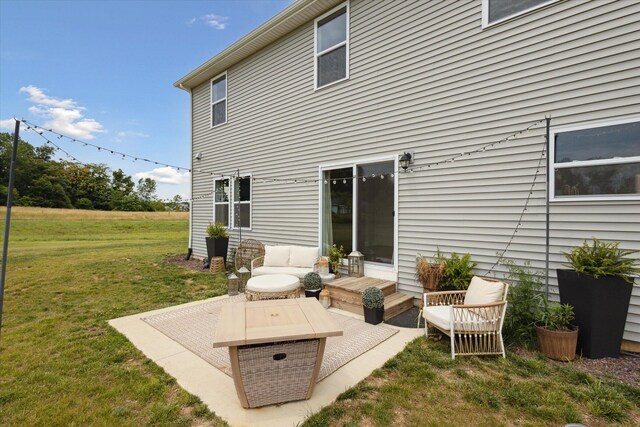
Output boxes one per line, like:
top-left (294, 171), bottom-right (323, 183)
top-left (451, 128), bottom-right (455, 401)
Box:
top-left (213, 178), bottom-right (230, 226)
top-left (314, 3), bottom-right (349, 89)
top-left (232, 176), bottom-right (251, 229)
top-left (211, 73), bottom-right (227, 127)
top-left (550, 117), bottom-right (640, 201)
top-left (482, 0), bottom-right (558, 27)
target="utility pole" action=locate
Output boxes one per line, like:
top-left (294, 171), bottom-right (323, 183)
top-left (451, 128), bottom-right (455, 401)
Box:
top-left (1, 119), bottom-right (20, 338)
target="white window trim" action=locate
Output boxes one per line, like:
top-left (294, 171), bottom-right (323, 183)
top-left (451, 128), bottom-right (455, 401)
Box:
top-left (231, 173), bottom-right (252, 230)
top-left (481, 0), bottom-right (559, 29)
top-left (549, 115), bottom-right (640, 202)
top-left (313, 1), bottom-right (350, 91)
top-left (210, 71), bottom-right (227, 128)
top-left (317, 154), bottom-right (399, 275)
top-left (213, 177), bottom-right (230, 227)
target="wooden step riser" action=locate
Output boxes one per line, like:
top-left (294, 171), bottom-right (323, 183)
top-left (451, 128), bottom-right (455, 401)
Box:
top-left (326, 281), bottom-right (396, 303)
top-left (330, 294), bottom-right (415, 320)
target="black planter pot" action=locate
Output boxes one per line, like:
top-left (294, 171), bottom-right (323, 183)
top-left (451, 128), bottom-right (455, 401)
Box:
top-left (556, 269), bottom-right (633, 359)
top-left (305, 289), bottom-right (321, 299)
top-left (205, 236), bottom-right (229, 267)
top-left (363, 306), bottom-right (384, 325)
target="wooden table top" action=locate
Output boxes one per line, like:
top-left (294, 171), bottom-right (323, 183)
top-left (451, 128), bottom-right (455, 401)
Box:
top-left (212, 298), bottom-right (343, 348)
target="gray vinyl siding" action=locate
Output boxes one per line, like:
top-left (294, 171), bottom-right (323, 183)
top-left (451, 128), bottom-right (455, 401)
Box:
top-left (189, 0), bottom-right (640, 342)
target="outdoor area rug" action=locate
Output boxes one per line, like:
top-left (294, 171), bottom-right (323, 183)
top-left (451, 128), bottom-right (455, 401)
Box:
top-left (142, 295), bottom-right (398, 381)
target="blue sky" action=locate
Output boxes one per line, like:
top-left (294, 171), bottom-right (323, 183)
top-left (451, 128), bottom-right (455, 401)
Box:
top-left (0, 0), bottom-right (292, 200)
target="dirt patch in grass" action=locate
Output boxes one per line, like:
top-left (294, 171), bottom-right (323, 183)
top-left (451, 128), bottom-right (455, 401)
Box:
top-left (512, 346), bottom-right (640, 388)
top-left (165, 255), bottom-right (208, 272)
top-left (571, 354), bottom-right (640, 388)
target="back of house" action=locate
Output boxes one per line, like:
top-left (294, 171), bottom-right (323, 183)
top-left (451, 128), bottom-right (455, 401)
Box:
top-left (175, 0), bottom-right (640, 348)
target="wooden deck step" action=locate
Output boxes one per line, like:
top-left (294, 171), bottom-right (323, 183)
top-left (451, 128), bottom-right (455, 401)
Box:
top-left (324, 276), bottom-right (414, 320)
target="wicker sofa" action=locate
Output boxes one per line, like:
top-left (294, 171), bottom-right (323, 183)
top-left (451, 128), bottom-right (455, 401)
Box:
top-left (251, 245), bottom-right (320, 279)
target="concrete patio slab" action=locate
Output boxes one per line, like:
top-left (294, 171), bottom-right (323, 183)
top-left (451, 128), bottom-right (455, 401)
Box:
top-left (109, 295), bottom-right (422, 427)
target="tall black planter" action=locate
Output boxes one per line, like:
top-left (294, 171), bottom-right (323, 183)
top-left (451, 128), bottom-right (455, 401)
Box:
top-left (205, 237), bottom-right (229, 267)
top-left (363, 306), bottom-right (384, 325)
top-left (556, 269), bottom-right (633, 359)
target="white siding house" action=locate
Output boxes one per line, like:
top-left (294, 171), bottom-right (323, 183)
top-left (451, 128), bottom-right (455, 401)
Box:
top-left (175, 0), bottom-right (640, 345)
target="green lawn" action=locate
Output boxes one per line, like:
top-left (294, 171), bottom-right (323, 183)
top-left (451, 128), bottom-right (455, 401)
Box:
top-left (0, 208), bottom-right (227, 426)
top-left (1, 208), bottom-right (638, 426)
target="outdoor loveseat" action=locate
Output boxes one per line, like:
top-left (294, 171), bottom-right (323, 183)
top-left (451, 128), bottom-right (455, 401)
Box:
top-left (251, 245), bottom-right (320, 280)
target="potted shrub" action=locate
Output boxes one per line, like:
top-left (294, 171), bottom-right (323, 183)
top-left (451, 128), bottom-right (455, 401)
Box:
top-left (327, 244), bottom-right (345, 277)
top-left (362, 287), bottom-right (384, 325)
top-left (535, 301), bottom-right (578, 361)
top-left (434, 249), bottom-right (477, 291)
top-left (205, 221), bottom-right (229, 266)
top-left (303, 272), bottom-right (323, 299)
top-left (415, 253), bottom-right (445, 292)
top-left (557, 238), bottom-right (639, 358)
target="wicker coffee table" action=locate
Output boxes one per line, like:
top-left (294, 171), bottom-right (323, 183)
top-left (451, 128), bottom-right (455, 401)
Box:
top-left (212, 298), bottom-right (343, 408)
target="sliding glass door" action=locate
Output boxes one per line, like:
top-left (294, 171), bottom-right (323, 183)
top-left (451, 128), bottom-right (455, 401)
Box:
top-left (321, 159), bottom-right (395, 267)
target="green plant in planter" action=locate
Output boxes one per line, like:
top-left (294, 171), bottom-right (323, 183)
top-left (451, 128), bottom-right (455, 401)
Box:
top-left (303, 272), bottom-right (323, 291)
top-left (362, 287), bottom-right (384, 309)
top-left (327, 244), bottom-right (345, 275)
top-left (540, 301), bottom-right (575, 331)
top-left (563, 237), bottom-right (640, 283)
top-left (206, 221), bottom-right (229, 238)
top-left (434, 249), bottom-right (477, 291)
top-left (557, 237), bottom-right (639, 358)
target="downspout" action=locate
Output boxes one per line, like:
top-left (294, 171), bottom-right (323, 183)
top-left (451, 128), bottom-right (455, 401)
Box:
top-left (544, 117), bottom-right (551, 300)
top-left (180, 83), bottom-right (194, 256)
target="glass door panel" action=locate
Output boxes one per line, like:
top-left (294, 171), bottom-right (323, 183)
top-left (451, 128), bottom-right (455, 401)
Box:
top-left (322, 168), bottom-right (353, 255)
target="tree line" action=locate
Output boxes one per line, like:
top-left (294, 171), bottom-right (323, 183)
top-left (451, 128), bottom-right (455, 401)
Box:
top-left (0, 132), bottom-right (187, 211)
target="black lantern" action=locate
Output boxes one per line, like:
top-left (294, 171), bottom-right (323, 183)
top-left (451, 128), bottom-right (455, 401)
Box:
top-left (400, 152), bottom-right (413, 171)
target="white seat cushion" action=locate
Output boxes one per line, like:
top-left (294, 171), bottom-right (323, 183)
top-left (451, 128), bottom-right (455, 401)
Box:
top-left (252, 266), bottom-right (313, 279)
top-left (288, 246), bottom-right (319, 268)
top-left (423, 305), bottom-right (495, 332)
top-left (246, 274), bottom-right (300, 292)
top-left (263, 245), bottom-right (290, 267)
top-left (464, 276), bottom-right (505, 306)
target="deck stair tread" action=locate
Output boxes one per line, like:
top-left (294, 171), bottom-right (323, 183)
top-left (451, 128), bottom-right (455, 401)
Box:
top-left (325, 276), bottom-right (414, 320)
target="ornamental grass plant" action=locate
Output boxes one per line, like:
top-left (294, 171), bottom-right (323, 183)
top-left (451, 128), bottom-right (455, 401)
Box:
top-left (563, 237), bottom-right (640, 284)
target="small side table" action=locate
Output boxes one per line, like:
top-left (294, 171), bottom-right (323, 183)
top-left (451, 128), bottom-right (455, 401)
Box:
top-left (213, 298), bottom-right (343, 408)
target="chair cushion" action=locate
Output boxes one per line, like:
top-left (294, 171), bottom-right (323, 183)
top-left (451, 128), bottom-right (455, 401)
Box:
top-left (464, 276), bottom-right (505, 306)
top-left (288, 246), bottom-right (319, 268)
top-left (423, 305), bottom-right (496, 332)
top-left (252, 266), bottom-right (312, 279)
top-left (263, 245), bottom-right (290, 267)
top-left (422, 305), bottom-right (452, 331)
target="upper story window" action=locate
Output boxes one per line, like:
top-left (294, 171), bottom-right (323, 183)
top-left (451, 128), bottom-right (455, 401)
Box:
top-left (482, 0), bottom-right (558, 27)
top-left (314, 3), bottom-right (349, 89)
top-left (211, 72), bottom-right (227, 127)
top-left (550, 116), bottom-right (640, 202)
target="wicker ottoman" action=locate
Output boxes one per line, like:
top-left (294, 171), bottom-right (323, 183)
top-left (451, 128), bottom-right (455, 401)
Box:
top-left (245, 274), bottom-right (300, 301)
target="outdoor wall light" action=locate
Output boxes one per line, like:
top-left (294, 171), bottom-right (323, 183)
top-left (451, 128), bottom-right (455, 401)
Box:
top-left (195, 152), bottom-right (202, 160)
top-left (400, 152), bottom-right (414, 171)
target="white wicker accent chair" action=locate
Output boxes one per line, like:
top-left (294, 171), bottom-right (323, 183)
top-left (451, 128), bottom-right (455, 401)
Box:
top-left (422, 276), bottom-right (509, 359)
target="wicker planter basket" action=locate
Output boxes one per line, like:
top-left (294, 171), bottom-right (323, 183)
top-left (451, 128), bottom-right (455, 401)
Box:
top-left (209, 256), bottom-right (225, 273)
top-left (237, 339), bottom-right (320, 408)
top-left (416, 260), bottom-right (445, 292)
top-left (535, 324), bottom-right (578, 361)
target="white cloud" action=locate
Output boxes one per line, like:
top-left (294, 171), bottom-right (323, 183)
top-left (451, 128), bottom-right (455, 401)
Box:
top-left (134, 167), bottom-right (190, 185)
top-left (0, 118), bottom-right (18, 130)
top-left (115, 130), bottom-right (149, 142)
top-left (19, 85), bottom-right (104, 140)
top-left (187, 13), bottom-right (229, 29)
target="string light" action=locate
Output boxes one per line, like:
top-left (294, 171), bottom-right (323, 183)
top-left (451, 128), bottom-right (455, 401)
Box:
top-left (486, 138), bottom-right (547, 275)
top-left (21, 117), bottom-right (545, 186)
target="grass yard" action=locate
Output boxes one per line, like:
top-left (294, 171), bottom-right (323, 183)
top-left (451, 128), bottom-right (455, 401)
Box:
top-left (0, 207), bottom-right (226, 426)
top-left (1, 207), bottom-right (638, 426)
